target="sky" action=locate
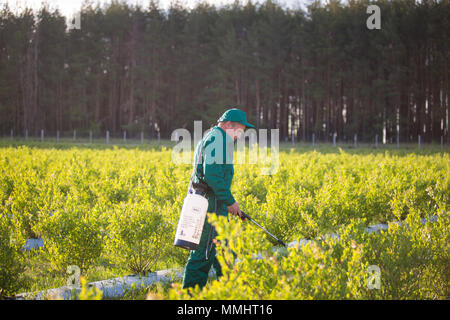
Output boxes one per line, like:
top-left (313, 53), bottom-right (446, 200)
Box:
top-left (2, 0), bottom-right (314, 17)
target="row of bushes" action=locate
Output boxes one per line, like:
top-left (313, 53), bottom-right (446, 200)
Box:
top-left (169, 207), bottom-right (449, 299)
top-left (0, 145), bottom-right (448, 298)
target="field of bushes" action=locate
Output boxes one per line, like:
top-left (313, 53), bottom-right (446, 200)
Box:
top-left (0, 140), bottom-right (448, 299)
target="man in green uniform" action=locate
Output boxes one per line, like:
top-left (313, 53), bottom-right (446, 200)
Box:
top-left (181, 108), bottom-right (255, 290)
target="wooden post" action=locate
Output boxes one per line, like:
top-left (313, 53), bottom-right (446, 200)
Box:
top-left (140, 131), bottom-right (144, 144)
top-left (56, 130), bottom-right (60, 143)
top-left (25, 129), bottom-right (28, 141)
top-left (158, 131), bottom-right (160, 144)
top-left (333, 132), bottom-right (336, 147)
top-left (10, 129), bottom-right (13, 140)
top-left (41, 129), bottom-right (44, 142)
top-left (106, 131), bottom-right (109, 144)
top-left (123, 131), bottom-right (126, 143)
top-left (73, 129), bottom-right (76, 142)
top-left (354, 133), bottom-right (357, 148)
top-left (375, 134), bottom-right (378, 149)
top-left (89, 130), bottom-right (92, 144)
top-left (312, 133), bottom-right (315, 147)
top-left (418, 135), bottom-right (421, 149)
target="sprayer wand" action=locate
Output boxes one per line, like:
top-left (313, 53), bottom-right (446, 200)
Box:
top-left (240, 211), bottom-right (287, 247)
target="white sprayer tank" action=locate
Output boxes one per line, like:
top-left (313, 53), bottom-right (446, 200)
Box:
top-left (174, 193), bottom-right (209, 250)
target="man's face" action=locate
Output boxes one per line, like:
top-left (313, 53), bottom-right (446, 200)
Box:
top-left (225, 122), bottom-right (246, 140)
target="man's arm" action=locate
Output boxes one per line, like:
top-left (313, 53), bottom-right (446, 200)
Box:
top-left (201, 130), bottom-right (242, 217)
top-left (203, 162), bottom-right (235, 207)
top-left (203, 163), bottom-right (242, 217)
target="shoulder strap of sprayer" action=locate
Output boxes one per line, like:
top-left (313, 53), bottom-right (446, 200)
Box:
top-left (187, 139), bottom-right (206, 194)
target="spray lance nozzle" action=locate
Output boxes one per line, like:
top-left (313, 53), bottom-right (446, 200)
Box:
top-left (239, 211), bottom-right (250, 221)
top-left (239, 211), bottom-right (287, 247)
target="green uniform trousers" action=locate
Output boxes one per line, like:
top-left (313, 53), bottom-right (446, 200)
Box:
top-left (181, 213), bottom-right (223, 290)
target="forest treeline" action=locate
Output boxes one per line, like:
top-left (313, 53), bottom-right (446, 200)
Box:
top-left (0, 0), bottom-right (449, 143)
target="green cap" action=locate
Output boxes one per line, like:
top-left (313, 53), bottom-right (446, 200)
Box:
top-left (217, 108), bottom-right (255, 128)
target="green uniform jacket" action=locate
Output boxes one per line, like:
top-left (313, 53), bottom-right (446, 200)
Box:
top-left (191, 126), bottom-right (235, 216)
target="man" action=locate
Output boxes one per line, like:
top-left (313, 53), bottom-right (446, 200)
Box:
top-left (181, 107), bottom-right (255, 290)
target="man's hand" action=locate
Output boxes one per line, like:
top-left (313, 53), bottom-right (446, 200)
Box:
top-left (227, 201), bottom-right (242, 218)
